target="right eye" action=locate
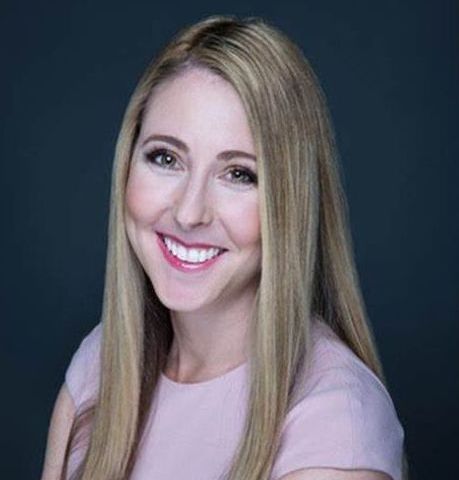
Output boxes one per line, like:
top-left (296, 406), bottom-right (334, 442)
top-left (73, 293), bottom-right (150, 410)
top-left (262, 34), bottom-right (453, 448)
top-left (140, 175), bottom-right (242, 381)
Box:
top-left (145, 148), bottom-right (178, 169)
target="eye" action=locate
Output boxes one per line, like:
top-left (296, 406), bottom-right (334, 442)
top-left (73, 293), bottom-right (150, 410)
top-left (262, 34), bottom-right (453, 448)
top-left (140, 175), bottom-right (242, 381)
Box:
top-left (143, 149), bottom-right (257, 186)
top-left (144, 148), bottom-right (178, 169)
top-left (226, 167), bottom-right (258, 186)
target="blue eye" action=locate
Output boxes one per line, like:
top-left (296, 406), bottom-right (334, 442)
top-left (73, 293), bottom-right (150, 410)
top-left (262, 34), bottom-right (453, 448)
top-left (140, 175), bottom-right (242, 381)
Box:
top-left (145, 148), bottom-right (178, 169)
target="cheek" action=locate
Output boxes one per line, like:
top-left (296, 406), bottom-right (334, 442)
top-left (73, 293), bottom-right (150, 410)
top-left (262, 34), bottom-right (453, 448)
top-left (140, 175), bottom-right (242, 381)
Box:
top-left (125, 176), bottom-right (144, 221)
top-left (125, 168), bottom-right (160, 224)
top-left (223, 195), bottom-right (261, 247)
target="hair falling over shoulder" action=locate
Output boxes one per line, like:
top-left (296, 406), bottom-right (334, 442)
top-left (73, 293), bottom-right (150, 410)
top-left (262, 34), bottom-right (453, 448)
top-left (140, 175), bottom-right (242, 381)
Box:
top-left (62, 14), bottom-right (409, 480)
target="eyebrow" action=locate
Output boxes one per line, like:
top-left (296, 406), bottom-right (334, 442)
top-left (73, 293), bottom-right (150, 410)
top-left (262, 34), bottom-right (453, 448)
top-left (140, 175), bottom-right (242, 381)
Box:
top-left (141, 134), bottom-right (257, 162)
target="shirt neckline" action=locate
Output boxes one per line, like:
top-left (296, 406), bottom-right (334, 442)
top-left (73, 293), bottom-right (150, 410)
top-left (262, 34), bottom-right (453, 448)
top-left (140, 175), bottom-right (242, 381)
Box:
top-left (159, 316), bottom-right (325, 390)
top-left (160, 360), bottom-right (249, 389)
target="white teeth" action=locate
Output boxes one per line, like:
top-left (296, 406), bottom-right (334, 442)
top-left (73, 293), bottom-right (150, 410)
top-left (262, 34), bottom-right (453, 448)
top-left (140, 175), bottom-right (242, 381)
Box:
top-left (177, 245), bottom-right (187, 259)
top-left (163, 236), bottom-right (222, 263)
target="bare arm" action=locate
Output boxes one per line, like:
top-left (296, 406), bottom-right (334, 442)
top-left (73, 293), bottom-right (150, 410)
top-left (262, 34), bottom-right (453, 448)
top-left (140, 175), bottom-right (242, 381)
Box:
top-left (279, 467), bottom-right (392, 480)
top-left (40, 383), bottom-right (75, 480)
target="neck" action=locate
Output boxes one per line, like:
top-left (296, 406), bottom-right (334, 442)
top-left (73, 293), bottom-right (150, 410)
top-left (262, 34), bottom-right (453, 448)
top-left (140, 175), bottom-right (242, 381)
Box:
top-left (164, 296), bottom-right (254, 383)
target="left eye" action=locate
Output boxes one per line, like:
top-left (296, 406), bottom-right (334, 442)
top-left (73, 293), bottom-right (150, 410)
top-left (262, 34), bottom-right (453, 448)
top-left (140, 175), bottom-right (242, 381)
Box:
top-left (226, 167), bottom-right (258, 186)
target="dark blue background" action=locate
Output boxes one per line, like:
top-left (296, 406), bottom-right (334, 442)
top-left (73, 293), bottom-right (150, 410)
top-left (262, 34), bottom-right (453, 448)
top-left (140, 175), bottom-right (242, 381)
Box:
top-left (1, 1), bottom-right (457, 478)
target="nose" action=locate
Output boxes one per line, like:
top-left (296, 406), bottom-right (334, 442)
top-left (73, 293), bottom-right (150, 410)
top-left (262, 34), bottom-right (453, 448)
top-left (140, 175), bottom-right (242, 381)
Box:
top-left (172, 174), bottom-right (213, 230)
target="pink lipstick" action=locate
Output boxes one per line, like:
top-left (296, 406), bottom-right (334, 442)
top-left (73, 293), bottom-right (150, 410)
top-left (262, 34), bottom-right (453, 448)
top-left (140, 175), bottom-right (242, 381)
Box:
top-left (156, 233), bottom-right (226, 273)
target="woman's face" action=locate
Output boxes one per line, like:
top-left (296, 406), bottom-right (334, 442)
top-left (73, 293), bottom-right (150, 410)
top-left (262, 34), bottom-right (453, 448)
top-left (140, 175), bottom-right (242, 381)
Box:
top-left (125, 67), bottom-right (261, 313)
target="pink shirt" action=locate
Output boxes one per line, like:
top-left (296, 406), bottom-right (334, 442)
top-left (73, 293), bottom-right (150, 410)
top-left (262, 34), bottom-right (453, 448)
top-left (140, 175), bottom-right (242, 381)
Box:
top-left (65, 318), bottom-right (405, 480)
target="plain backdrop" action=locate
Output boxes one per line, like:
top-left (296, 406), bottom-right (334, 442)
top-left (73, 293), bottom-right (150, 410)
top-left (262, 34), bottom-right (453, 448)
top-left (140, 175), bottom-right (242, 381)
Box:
top-left (1, 1), bottom-right (457, 478)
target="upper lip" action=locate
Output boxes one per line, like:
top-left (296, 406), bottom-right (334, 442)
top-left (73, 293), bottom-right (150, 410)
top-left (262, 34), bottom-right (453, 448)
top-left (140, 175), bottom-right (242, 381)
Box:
top-left (158, 232), bottom-right (227, 250)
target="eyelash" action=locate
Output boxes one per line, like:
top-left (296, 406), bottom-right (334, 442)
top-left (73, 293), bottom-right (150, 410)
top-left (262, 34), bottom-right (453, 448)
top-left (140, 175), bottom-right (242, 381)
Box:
top-left (144, 148), bottom-right (258, 186)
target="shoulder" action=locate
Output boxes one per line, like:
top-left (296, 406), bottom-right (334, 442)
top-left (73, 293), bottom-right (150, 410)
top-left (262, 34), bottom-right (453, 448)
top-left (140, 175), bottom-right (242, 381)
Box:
top-left (64, 322), bottom-right (103, 411)
top-left (40, 383), bottom-right (75, 480)
top-left (271, 319), bottom-right (405, 480)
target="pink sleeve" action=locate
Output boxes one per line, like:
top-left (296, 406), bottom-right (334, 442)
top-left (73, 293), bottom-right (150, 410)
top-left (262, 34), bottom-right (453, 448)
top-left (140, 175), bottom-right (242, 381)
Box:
top-left (64, 322), bottom-right (102, 411)
top-left (270, 364), bottom-right (405, 480)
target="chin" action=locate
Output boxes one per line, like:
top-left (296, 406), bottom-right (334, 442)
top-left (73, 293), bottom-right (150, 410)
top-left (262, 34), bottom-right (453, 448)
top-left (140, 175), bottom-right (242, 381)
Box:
top-left (154, 287), bottom-right (213, 312)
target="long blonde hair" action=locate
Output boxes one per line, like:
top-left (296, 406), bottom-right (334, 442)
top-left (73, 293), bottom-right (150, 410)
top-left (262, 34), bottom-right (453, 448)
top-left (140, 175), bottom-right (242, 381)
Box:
top-left (63, 14), bottom-right (408, 480)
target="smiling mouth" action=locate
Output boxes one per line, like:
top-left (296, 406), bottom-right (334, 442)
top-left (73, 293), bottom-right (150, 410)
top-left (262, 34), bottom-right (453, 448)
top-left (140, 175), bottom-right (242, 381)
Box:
top-left (158, 233), bottom-right (227, 264)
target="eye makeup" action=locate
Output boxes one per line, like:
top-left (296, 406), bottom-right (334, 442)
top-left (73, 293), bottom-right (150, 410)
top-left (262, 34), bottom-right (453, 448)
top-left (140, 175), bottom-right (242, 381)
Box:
top-left (144, 148), bottom-right (258, 186)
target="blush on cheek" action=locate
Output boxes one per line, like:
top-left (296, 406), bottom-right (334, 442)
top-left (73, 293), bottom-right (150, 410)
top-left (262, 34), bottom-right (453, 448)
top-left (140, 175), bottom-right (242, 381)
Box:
top-left (125, 182), bottom-right (140, 216)
top-left (247, 209), bottom-right (261, 240)
top-left (125, 172), bottom-right (151, 218)
top-left (229, 203), bottom-right (261, 246)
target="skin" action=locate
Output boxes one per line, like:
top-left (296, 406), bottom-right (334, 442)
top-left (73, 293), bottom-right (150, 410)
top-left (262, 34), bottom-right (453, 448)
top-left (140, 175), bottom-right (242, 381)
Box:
top-left (124, 66), bottom-right (261, 383)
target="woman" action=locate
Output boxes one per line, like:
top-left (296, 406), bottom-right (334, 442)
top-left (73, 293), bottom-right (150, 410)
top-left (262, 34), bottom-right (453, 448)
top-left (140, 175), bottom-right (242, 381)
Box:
top-left (41, 14), bottom-right (408, 480)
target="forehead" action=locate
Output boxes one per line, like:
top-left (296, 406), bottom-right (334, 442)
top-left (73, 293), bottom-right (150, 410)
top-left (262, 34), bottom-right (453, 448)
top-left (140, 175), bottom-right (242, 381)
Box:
top-left (139, 68), bottom-right (255, 152)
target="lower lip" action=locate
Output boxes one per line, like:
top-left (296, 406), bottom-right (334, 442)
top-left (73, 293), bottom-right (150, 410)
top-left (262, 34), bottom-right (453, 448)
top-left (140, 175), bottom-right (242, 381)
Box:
top-left (156, 234), bottom-right (226, 273)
